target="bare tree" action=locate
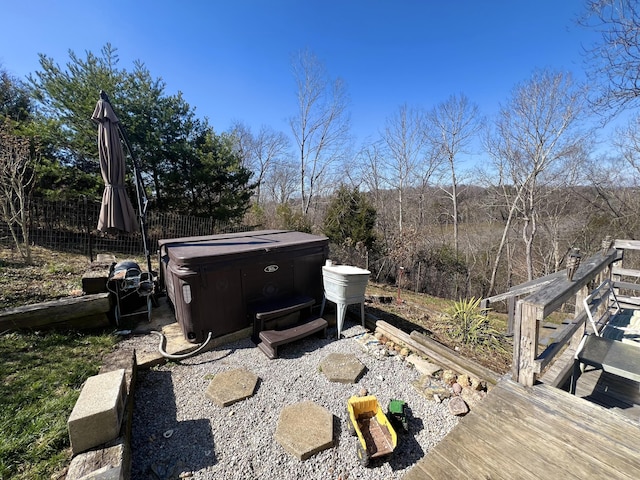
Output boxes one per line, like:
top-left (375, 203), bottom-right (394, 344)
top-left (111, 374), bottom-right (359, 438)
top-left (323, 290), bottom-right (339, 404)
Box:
top-left (289, 49), bottom-right (350, 217)
top-left (0, 122), bottom-right (36, 263)
top-left (580, 0), bottom-right (640, 114)
top-left (427, 94), bottom-right (482, 252)
top-left (264, 158), bottom-right (298, 205)
top-left (483, 69), bottom-right (593, 292)
top-left (381, 104), bottom-right (429, 233)
top-left (230, 122), bottom-right (290, 205)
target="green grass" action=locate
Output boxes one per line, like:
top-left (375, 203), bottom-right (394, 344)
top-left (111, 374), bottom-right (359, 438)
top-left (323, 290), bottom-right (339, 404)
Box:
top-left (0, 330), bottom-right (116, 480)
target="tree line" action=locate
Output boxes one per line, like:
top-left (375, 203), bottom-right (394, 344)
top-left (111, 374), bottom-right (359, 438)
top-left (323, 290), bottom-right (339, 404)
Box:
top-left (2, 1), bottom-right (640, 300)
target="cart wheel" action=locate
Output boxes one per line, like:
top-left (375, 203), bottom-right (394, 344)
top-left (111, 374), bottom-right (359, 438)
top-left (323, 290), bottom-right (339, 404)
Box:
top-left (147, 296), bottom-right (153, 323)
top-left (356, 443), bottom-right (370, 467)
top-left (151, 292), bottom-right (159, 308)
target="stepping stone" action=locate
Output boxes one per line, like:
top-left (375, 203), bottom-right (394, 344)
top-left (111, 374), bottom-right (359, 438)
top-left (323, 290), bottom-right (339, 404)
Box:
top-left (319, 353), bottom-right (366, 383)
top-left (406, 354), bottom-right (442, 376)
top-left (205, 368), bottom-right (259, 407)
top-left (275, 401), bottom-right (334, 460)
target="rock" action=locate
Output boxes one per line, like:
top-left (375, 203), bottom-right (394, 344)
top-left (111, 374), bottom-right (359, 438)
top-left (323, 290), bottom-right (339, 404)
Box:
top-left (461, 387), bottom-right (487, 409)
top-left (400, 347), bottom-right (410, 357)
top-left (406, 355), bottom-right (442, 377)
top-left (441, 370), bottom-right (457, 385)
top-left (412, 375), bottom-right (451, 401)
top-left (448, 396), bottom-right (469, 416)
top-left (358, 387), bottom-right (368, 397)
top-left (452, 382), bottom-right (462, 395)
top-left (471, 377), bottom-right (486, 391)
top-left (457, 374), bottom-right (471, 388)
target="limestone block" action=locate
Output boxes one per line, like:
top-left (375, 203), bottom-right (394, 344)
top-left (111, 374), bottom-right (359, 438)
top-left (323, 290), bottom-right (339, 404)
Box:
top-left (68, 369), bottom-right (126, 454)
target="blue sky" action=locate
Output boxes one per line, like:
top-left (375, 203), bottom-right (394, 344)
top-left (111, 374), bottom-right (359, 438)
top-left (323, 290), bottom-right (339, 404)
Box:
top-left (1, 1), bottom-right (601, 147)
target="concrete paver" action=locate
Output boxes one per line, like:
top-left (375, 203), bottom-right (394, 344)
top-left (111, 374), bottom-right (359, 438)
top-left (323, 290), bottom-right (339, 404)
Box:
top-left (320, 353), bottom-right (366, 383)
top-left (275, 401), bottom-right (334, 460)
top-left (205, 368), bottom-right (259, 407)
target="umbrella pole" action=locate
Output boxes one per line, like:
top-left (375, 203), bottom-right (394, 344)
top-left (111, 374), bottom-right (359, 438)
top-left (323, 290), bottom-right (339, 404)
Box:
top-left (119, 129), bottom-right (152, 276)
top-left (99, 91), bottom-right (153, 277)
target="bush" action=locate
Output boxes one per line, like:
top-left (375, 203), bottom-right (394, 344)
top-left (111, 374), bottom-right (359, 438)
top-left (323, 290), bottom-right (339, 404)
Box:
top-left (445, 297), bottom-right (507, 352)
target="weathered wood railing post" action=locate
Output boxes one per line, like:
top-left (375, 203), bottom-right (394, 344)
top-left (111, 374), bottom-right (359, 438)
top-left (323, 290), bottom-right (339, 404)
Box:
top-left (512, 300), bottom-right (540, 386)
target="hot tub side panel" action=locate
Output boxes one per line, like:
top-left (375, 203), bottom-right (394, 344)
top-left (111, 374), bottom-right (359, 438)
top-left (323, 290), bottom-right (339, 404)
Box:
top-left (162, 234), bottom-right (328, 343)
top-left (168, 263), bottom-right (245, 342)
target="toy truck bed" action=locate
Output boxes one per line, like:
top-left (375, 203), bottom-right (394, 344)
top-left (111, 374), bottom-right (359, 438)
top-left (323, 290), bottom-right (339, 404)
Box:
top-left (347, 395), bottom-right (397, 466)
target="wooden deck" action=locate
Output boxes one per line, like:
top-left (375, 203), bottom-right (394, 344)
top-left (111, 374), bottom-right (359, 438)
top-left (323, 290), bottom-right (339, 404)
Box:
top-left (403, 378), bottom-right (640, 480)
top-left (570, 367), bottom-right (640, 422)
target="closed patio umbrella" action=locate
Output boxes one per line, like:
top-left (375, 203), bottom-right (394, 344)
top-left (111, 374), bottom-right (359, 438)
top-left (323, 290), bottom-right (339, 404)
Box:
top-left (92, 96), bottom-right (139, 233)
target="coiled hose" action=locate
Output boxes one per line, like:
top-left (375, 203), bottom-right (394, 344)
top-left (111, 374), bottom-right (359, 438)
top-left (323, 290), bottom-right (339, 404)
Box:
top-left (150, 330), bottom-right (214, 360)
top-left (115, 329), bottom-right (214, 360)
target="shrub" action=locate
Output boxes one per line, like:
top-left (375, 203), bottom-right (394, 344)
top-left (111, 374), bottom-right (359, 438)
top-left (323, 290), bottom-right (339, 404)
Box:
top-left (445, 297), bottom-right (507, 352)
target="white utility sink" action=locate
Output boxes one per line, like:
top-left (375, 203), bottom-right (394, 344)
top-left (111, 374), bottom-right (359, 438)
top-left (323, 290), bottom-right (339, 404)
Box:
top-left (320, 264), bottom-right (370, 338)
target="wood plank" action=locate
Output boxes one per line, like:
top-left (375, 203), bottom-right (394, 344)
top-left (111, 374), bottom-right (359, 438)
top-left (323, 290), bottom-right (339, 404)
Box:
top-left (481, 271), bottom-right (564, 305)
top-left (613, 280), bottom-right (640, 292)
top-left (472, 385), bottom-right (617, 478)
top-left (539, 342), bottom-right (576, 387)
top-left (614, 239), bottom-right (640, 250)
top-left (526, 250), bottom-right (618, 318)
top-left (406, 378), bottom-right (640, 480)
top-left (478, 382), bottom-right (640, 478)
top-left (516, 302), bottom-right (539, 386)
top-left (500, 381), bottom-right (640, 445)
top-left (374, 320), bottom-right (500, 384)
top-left (401, 462), bottom-right (441, 480)
top-left (612, 266), bottom-right (640, 278)
top-left (418, 396), bottom-right (571, 480)
top-left (409, 331), bottom-right (501, 384)
top-left (535, 314), bottom-right (585, 373)
top-left (573, 368), bottom-right (640, 412)
top-left (0, 293), bottom-right (111, 330)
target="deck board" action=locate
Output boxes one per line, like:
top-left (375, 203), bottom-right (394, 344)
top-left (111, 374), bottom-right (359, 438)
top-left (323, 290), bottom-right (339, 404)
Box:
top-left (403, 378), bottom-right (640, 479)
top-left (570, 367), bottom-right (640, 421)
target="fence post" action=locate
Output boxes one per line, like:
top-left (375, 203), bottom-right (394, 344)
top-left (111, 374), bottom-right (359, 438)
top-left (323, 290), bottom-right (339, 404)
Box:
top-left (84, 196), bottom-right (93, 263)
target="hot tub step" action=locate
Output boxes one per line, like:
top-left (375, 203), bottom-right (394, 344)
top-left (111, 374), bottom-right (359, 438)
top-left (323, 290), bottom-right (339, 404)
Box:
top-left (258, 317), bottom-right (328, 359)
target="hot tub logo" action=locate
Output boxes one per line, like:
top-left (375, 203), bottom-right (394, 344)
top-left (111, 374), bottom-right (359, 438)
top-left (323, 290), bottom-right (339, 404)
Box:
top-left (264, 264), bottom-right (279, 273)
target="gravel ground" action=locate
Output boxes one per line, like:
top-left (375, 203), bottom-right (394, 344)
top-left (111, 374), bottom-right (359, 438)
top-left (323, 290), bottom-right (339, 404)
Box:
top-left (119, 323), bottom-right (459, 480)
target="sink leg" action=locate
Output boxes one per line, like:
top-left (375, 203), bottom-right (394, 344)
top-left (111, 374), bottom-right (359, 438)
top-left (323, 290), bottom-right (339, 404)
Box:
top-left (337, 303), bottom-right (347, 338)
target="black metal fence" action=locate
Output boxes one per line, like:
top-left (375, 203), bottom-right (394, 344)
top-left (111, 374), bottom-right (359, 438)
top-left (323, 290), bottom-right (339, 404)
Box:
top-left (0, 197), bottom-right (253, 261)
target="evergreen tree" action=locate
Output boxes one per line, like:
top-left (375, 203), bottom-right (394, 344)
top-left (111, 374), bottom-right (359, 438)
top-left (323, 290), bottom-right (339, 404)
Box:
top-left (26, 44), bottom-right (255, 220)
top-left (323, 184), bottom-right (377, 251)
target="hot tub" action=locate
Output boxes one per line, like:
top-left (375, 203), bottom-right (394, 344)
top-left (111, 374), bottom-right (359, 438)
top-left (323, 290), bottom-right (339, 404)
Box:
top-left (158, 230), bottom-right (328, 343)
top-left (320, 264), bottom-right (370, 338)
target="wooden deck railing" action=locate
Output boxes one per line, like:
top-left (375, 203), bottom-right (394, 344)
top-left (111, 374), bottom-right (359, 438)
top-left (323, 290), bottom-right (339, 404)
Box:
top-left (512, 239), bottom-right (640, 386)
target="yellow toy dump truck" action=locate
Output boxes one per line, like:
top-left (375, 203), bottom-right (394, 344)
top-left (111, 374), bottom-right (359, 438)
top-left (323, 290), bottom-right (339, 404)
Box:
top-left (347, 395), bottom-right (398, 466)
